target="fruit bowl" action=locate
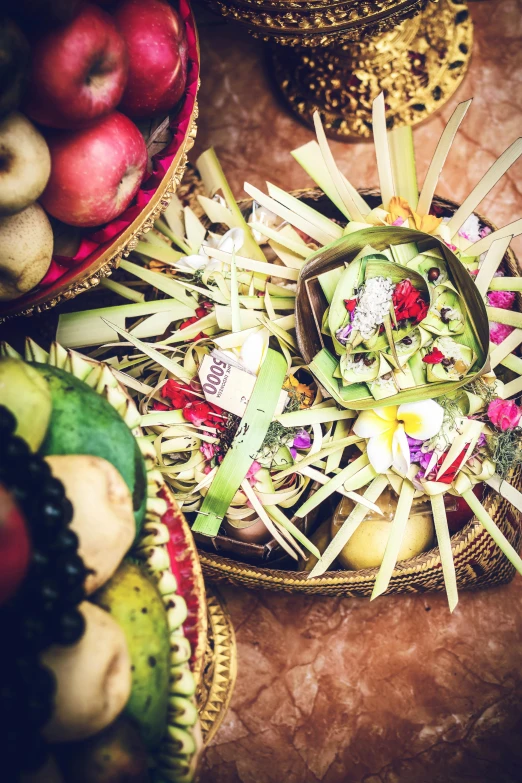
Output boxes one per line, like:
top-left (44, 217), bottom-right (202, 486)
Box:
top-left (0, 342), bottom-right (229, 781)
top-left (0, 0), bottom-right (199, 322)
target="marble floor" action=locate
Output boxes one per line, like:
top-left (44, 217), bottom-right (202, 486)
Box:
top-left (194, 1), bottom-right (522, 781)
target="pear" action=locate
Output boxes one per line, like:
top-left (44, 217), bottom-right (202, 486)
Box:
top-left (0, 357), bottom-right (52, 451)
top-left (0, 202), bottom-right (53, 300)
top-left (93, 562), bottom-right (170, 750)
top-left (45, 455), bottom-right (135, 595)
top-left (0, 113), bottom-right (51, 216)
top-left (42, 601), bottom-right (132, 743)
top-left (298, 518), bottom-right (331, 572)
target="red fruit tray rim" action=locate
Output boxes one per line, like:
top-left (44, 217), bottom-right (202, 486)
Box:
top-left (0, 0), bottom-right (200, 322)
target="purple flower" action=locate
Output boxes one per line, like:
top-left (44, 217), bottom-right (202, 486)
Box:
top-left (293, 429), bottom-right (311, 450)
top-left (479, 226), bottom-right (492, 239)
top-left (336, 323), bottom-right (352, 345)
top-left (476, 432), bottom-right (487, 450)
top-left (200, 442), bottom-right (217, 460)
top-left (407, 435), bottom-right (433, 470)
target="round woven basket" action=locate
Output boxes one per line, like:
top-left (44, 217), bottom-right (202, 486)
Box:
top-left (0, 0), bottom-right (200, 322)
top-left (196, 187), bottom-right (522, 596)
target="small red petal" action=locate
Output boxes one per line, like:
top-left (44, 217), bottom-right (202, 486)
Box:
top-left (422, 347), bottom-right (445, 364)
top-left (153, 401), bottom-right (171, 411)
top-left (180, 316), bottom-right (198, 330)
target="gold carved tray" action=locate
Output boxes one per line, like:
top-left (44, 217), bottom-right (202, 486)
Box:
top-left (197, 586), bottom-right (237, 746)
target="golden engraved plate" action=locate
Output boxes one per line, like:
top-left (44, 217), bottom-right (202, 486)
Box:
top-left (272, 0), bottom-right (473, 138)
top-left (196, 586), bottom-right (238, 746)
top-left (201, 0), bottom-right (472, 139)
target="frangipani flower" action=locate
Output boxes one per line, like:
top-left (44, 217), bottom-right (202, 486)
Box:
top-left (174, 227), bottom-right (244, 272)
top-left (221, 329), bottom-right (269, 376)
top-left (353, 400), bottom-right (444, 474)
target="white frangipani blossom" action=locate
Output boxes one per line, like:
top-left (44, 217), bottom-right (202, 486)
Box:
top-left (173, 228), bottom-right (245, 273)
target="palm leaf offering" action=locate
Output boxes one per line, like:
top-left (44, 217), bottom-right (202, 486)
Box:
top-left (38, 94), bottom-right (522, 611)
top-left (295, 226), bottom-right (489, 410)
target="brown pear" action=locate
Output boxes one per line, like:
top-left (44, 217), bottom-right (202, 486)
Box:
top-left (0, 202), bottom-right (53, 300)
top-left (0, 113), bottom-right (51, 216)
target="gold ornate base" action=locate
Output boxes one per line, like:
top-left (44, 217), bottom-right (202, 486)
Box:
top-left (271, 0), bottom-right (473, 139)
top-left (196, 586), bottom-right (237, 747)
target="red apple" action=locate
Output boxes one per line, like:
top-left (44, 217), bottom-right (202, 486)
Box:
top-left (114, 0), bottom-right (188, 119)
top-left (0, 484), bottom-right (31, 606)
top-left (40, 112), bottom-right (147, 227)
top-left (24, 4), bottom-right (128, 129)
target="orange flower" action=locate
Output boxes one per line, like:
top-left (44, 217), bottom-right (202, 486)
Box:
top-left (410, 212), bottom-right (443, 234)
top-left (384, 196), bottom-right (443, 235)
top-left (385, 196), bottom-right (412, 225)
top-left (283, 375), bottom-right (314, 407)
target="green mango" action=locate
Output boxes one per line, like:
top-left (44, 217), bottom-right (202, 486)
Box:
top-left (93, 562), bottom-right (170, 750)
top-left (31, 363), bottom-right (146, 533)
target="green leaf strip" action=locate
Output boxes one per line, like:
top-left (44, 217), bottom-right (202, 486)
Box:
top-left (431, 493), bottom-right (458, 612)
top-left (192, 349), bottom-right (287, 536)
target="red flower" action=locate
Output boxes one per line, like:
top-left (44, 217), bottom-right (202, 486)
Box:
top-left (392, 279), bottom-right (428, 325)
top-left (432, 449), bottom-right (468, 484)
top-left (161, 380), bottom-right (196, 410)
top-left (152, 401), bottom-right (170, 411)
top-left (422, 347), bottom-right (444, 364)
top-left (179, 302), bottom-right (213, 341)
top-left (344, 298), bottom-right (357, 313)
top-left (183, 401), bottom-right (212, 426)
top-left (180, 316), bottom-right (198, 330)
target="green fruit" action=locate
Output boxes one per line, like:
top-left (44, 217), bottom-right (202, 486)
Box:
top-left (32, 363), bottom-right (146, 533)
top-left (168, 696), bottom-right (197, 728)
top-left (0, 357), bottom-right (51, 451)
top-left (331, 488), bottom-right (434, 570)
top-left (56, 715), bottom-right (150, 783)
top-left (93, 561), bottom-right (170, 750)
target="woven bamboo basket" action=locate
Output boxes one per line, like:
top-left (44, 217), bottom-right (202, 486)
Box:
top-left (195, 187), bottom-right (522, 596)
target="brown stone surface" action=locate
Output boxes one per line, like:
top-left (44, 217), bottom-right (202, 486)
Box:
top-left (194, 2), bottom-right (522, 781)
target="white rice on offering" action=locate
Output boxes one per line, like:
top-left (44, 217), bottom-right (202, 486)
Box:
top-left (343, 354), bottom-right (376, 374)
top-left (437, 337), bottom-right (465, 362)
top-left (372, 372), bottom-right (396, 389)
top-left (351, 276), bottom-right (395, 340)
top-left (436, 305), bottom-right (462, 322)
top-left (396, 330), bottom-right (421, 355)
